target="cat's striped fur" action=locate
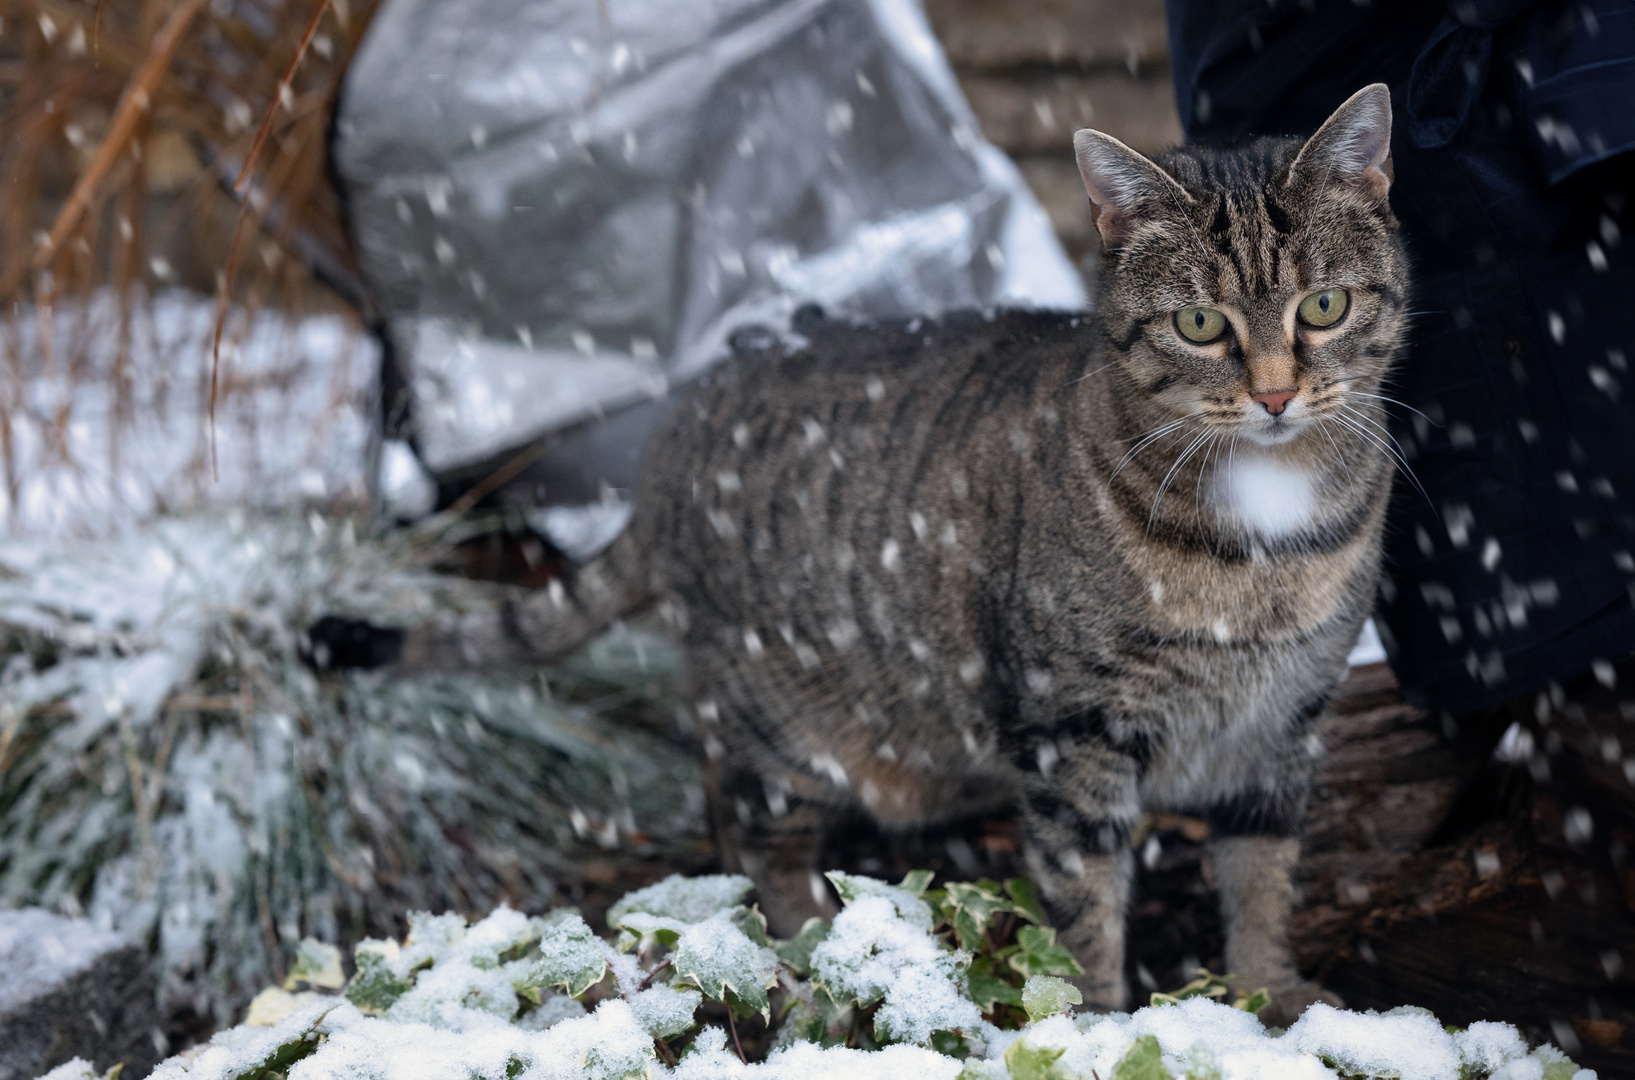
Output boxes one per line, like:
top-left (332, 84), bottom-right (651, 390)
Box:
top-left (403, 85), bottom-right (1407, 1021)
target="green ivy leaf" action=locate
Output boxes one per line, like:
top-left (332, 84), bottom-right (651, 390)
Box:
top-left (1538, 1046), bottom-right (1584, 1080)
top-left (1021, 975), bottom-right (1082, 1022)
top-left (284, 938), bottom-right (344, 991)
top-left (1009, 926), bottom-right (1084, 979)
top-left (1112, 1035), bottom-right (1172, 1080)
top-left (931, 1029), bottom-right (972, 1058)
top-left (1003, 879), bottom-right (1046, 925)
top-left (772, 917), bottom-right (830, 976)
top-left (1150, 969), bottom-right (1229, 1008)
top-left (825, 871), bottom-right (934, 929)
top-left (943, 881), bottom-right (1016, 951)
top-left (957, 1064), bottom-right (1007, 1080)
top-left (1004, 1039), bottom-right (1072, 1080)
top-left (495, 937), bottom-right (540, 966)
top-left (225, 1006), bottom-right (338, 1080)
top-left (606, 873), bottom-right (754, 928)
top-left (731, 906), bottom-right (771, 947)
top-left (630, 984), bottom-right (703, 1038)
top-left (609, 912), bottom-right (689, 949)
top-left (345, 941), bottom-right (409, 1014)
top-left (966, 961), bottom-right (1024, 1013)
top-left (952, 906), bottom-right (987, 952)
top-left (519, 913), bottom-right (608, 998)
top-left (899, 869), bottom-right (935, 897)
top-left (671, 911), bottom-right (779, 1021)
top-left (1237, 988), bottom-right (1269, 1015)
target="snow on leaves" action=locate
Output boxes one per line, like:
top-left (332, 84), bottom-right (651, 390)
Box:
top-left (811, 871), bottom-right (984, 1046)
top-left (1020, 976), bottom-right (1082, 1023)
top-left (671, 909), bottom-right (781, 1020)
top-left (525, 913), bottom-right (611, 998)
top-left (608, 872), bottom-right (755, 928)
top-left (122, 874), bottom-right (1597, 1080)
top-left (602, 871), bottom-right (780, 1019)
top-left (629, 984), bottom-right (704, 1039)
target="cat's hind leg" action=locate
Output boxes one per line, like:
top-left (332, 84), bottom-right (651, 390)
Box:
top-left (712, 761), bottom-right (839, 937)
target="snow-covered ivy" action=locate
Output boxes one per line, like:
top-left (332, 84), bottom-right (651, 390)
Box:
top-left (120, 871), bottom-right (1596, 1080)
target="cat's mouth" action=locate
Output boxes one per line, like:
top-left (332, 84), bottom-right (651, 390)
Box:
top-left (1240, 410), bottom-right (1307, 446)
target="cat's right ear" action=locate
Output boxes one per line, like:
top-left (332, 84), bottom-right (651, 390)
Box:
top-left (1074, 129), bottom-right (1190, 249)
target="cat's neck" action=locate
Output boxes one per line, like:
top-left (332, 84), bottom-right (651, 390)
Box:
top-left (1210, 441), bottom-right (1321, 543)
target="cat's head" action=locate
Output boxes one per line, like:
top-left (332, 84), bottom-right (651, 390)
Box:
top-left (1074, 84), bottom-right (1407, 448)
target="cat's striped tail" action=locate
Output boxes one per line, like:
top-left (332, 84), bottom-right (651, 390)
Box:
top-left (399, 527), bottom-right (652, 671)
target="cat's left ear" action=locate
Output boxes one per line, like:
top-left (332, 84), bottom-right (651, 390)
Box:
top-left (1290, 83), bottom-right (1394, 205)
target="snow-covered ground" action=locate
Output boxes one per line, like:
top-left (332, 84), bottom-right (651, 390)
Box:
top-left (0, 291), bottom-right (376, 536)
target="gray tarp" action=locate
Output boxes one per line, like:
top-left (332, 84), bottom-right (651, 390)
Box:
top-left (336, 0), bottom-right (1086, 529)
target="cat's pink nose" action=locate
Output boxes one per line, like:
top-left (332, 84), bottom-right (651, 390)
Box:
top-left (1251, 389), bottom-right (1297, 415)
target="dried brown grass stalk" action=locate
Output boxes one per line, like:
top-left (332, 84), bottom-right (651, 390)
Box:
top-left (0, 0), bottom-right (382, 517)
top-left (25, 0), bottom-right (209, 280)
top-left (211, 0), bottom-right (330, 470)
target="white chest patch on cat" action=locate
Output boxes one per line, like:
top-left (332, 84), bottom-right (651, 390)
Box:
top-left (1218, 455), bottom-right (1315, 539)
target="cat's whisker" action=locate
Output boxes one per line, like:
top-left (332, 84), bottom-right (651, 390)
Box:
top-left (1324, 410), bottom-right (1432, 506)
top-left (1109, 426), bottom-right (1187, 481)
top-left (1115, 409), bottom-right (1206, 445)
top-left (1214, 429), bottom-right (1245, 550)
top-left (1315, 373), bottom-right (1377, 391)
top-left (1347, 391), bottom-right (1440, 426)
top-left (1313, 413), bottom-right (1346, 465)
top-left (1148, 425), bottom-right (1217, 533)
top-left (1194, 429), bottom-right (1230, 546)
top-left (1109, 412), bottom-right (1204, 480)
top-left (1194, 430), bottom-right (1219, 507)
top-left (1137, 424), bottom-right (1203, 503)
top-left (1323, 408), bottom-right (1399, 466)
top-left (1338, 402), bottom-right (1417, 465)
top-left (1061, 361), bottom-right (1117, 388)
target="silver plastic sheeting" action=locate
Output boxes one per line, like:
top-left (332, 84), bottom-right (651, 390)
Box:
top-left (335, 0), bottom-right (1086, 496)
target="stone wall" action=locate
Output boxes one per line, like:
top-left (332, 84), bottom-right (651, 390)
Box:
top-left (923, 0), bottom-right (1183, 280)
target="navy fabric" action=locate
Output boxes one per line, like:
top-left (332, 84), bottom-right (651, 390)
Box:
top-left (1165, 0), bottom-right (1635, 713)
top-left (1407, 14), bottom-right (1494, 150)
top-left (1513, 2), bottom-right (1635, 183)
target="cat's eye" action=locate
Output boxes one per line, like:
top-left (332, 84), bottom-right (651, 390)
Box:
top-left (1176, 306), bottom-right (1228, 343)
top-left (1297, 288), bottom-right (1349, 327)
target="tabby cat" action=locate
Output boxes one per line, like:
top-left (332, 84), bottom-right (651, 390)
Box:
top-left (392, 84), bottom-right (1407, 1022)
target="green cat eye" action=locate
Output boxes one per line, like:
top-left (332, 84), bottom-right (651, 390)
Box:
top-left (1176, 306), bottom-right (1228, 343)
top-left (1297, 288), bottom-right (1349, 327)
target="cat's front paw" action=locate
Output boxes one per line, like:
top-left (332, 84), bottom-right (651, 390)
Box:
top-left (1255, 981), bottom-right (1343, 1028)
